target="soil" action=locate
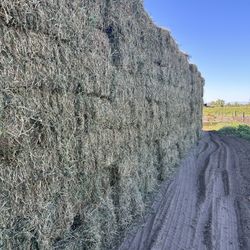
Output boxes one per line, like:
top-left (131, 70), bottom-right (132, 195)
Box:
top-left (119, 132), bottom-right (250, 250)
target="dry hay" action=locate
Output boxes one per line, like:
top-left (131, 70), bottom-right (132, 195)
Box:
top-left (0, 0), bottom-right (204, 249)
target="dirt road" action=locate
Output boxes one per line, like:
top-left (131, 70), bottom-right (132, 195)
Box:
top-left (119, 132), bottom-right (250, 250)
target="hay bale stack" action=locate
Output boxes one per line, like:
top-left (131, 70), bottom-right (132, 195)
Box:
top-left (0, 0), bottom-right (204, 249)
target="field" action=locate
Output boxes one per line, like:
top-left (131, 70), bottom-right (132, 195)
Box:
top-left (203, 105), bottom-right (250, 131)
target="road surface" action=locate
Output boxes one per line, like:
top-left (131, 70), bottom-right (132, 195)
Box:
top-left (119, 132), bottom-right (250, 250)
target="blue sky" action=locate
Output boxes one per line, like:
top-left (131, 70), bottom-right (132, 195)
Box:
top-left (144, 0), bottom-right (250, 103)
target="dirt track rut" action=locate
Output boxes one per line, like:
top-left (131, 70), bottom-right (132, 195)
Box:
top-left (119, 132), bottom-right (250, 250)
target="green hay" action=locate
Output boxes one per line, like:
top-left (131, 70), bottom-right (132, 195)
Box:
top-left (0, 1), bottom-right (203, 249)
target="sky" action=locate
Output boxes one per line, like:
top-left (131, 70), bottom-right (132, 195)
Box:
top-left (144, 0), bottom-right (250, 103)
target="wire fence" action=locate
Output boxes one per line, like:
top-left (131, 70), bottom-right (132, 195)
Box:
top-left (203, 113), bottom-right (250, 125)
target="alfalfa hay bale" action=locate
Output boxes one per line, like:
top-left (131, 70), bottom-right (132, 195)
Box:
top-left (0, 0), bottom-right (203, 249)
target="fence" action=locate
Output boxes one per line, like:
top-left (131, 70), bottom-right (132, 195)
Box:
top-left (203, 113), bottom-right (250, 125)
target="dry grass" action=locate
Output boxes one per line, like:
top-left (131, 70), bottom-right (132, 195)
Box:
top-left (0, 1), bottom-right (203, 249)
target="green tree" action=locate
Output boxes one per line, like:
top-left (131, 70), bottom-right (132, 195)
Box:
top-left (232, 102), bottom-right (240, 106)
top-left (211, 99), bottom-right (225, 107)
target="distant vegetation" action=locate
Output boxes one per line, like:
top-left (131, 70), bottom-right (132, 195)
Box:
top-left (209, 99), bottom-right (225, 107)
top-left (205, 99), bottom-right (250, 108)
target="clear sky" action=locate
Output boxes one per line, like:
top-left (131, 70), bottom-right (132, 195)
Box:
top-left (144, 0), bottom-right (250, 103)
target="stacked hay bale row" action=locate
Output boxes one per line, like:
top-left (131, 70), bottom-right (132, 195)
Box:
top-left (0, 0), bottom-right (204, 249)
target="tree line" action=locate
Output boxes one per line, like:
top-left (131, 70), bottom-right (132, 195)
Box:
top-left (206, 99), bottom-right (250, 107)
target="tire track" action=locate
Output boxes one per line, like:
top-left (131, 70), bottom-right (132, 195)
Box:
top-left (196, 133), bottom-right (220, 205)
top-left (221, 170), bottom-right (229, 196)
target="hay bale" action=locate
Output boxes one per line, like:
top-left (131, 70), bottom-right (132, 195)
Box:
top-left (0, 0), bottom-right (204, 249)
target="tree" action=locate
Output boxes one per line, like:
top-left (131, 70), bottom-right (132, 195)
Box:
top-left (232, 102), bottom-right (240, 107)
top-left (210, 99), bottom-right (225, 107)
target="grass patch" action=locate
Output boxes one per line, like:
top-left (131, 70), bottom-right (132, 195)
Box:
top-left (203, 121), bottom-right (242, 131)
top-left (218, 124), bottom-right (250, 140)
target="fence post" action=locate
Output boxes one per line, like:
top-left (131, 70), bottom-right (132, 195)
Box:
top-left (243, 112), bottom-right (245, 122)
